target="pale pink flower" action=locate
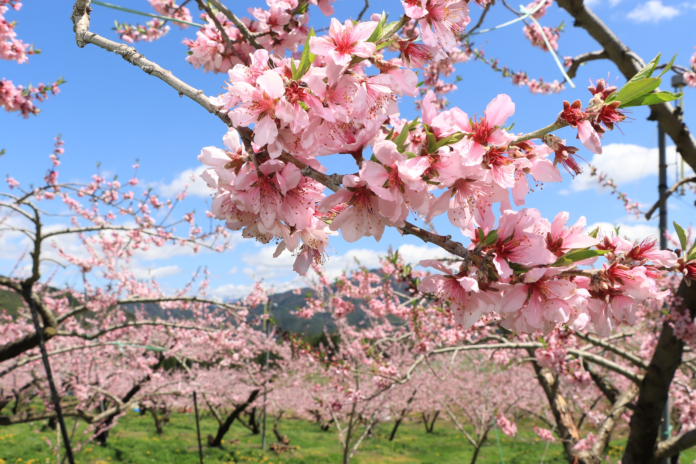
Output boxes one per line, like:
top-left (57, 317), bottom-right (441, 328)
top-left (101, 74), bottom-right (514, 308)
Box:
top-left (360, 140), bottom-right (430, 223)
top-left (309, 18), bottom-right (377, 66)
top-left (454, 94), bottom-right (516, 165)
top-left (418, 0), bottom-right (470, 52)
top-left (317, 174), bottom-right (385, 243)
top-left (496, 413), bottom-right (517, 437)
top-left (417, 259), bottom-right (483, 327)
top-left (233, 160), bottom-right (301, 229)
top-left (500, 267), bottom-right (576, 330)
top-left (229, 70), bottom-right (294, 153)
top-left (534, 426), bottom-right (555, 442)
top-left (538, 212), bottom-right (599, 257)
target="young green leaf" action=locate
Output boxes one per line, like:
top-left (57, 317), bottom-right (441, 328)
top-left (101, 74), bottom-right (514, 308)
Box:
top-left (553, 249), bottom-right (610, 266)
top-left (294, 27), bottom-right (316, 80)
top-left (658, 53), bottom-right (677, 79)
top-left (588, 226), bottom-right (600, 239)
top-left (430, 132), bottom-right (465, 152)
top-left (482, 230), bottom-right (498, 247)
top-left (366, 12), bottom-right (387, 43)
top-left (620, 90), bottom-right (683, 108)
top-left (606, 53), bottom-right (660, 104)
top-left (687, 243), bottom-right (696, 261)
top-left (629, 53), bottom-right (661, 83)
top-left (674, 221), bottom-right (688, 250)
top-left (613, 78), bottom-right (660, 106)
top-left (393, 122), bottom-right (410, 153)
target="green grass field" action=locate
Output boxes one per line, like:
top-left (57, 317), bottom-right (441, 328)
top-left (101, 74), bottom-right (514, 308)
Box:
top-left (1, 411), bottom-right (694, 464)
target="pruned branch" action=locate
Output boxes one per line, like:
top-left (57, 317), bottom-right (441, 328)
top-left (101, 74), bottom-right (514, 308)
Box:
top-left (566, 50), bottom-right (608, 79)
top-left (651, 428), bottom-right (696, 463)
top-left (575, 332), bottom-right (649, 369)
top-left (645, 176), bottom-right (696, 220)
top-left (57, 320), bottom-right (218, 341)
top-left (207, 0), bottom-right (263, 50)
top-left (70, 3), bottom-right (232, 127)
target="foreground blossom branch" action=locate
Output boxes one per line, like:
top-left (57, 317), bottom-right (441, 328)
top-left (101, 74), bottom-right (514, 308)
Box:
top-left (70, 1), bottom-right (231, 126)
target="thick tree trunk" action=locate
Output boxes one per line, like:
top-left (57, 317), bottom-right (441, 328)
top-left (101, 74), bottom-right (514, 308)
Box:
top-left (209, 389), bottom-right (260, 448)
top-left (622, 279), bottom-right (696, 463)
top-left (273, 412), bottom-right (289, 445)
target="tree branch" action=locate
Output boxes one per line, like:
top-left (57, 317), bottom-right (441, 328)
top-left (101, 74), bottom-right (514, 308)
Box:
top-left (566, 50), bottom-right (608, 79)
top-left (555, 0), bottom-right (696, 175)
top-left (70, 2), bottom-right (232, 127)
top-left (651, 428), bottom-right (696, 463)
top-left (645, 176), bottom-right (696, 220)
top-left (574, 332), bottom-right (649, 369)
top-left (207, 0), bottom-right (263, 50)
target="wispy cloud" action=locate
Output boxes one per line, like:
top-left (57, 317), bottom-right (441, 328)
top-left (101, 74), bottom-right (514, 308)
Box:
top-left (571, 143), bottom-right (690, 192)
top-left (585, 0), bottom-right (623, 7)
top-left (587, 222), bottom-right (659, 242)
top-left (158, 166), bottom-right (212, 198)
top-left (627, 1), bottom-right (680, 22)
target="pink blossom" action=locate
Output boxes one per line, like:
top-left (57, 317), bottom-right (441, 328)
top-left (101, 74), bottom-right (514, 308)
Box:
top-left (229, 70), bottom-right (294, 154)
top-left (496, 413), bottom-right (517, 436)
top-left (418, 260), bottom-right (484, 328)
top-left (500, 267), bottom-right (576, 331)
top-left (455, 94), bottom-right (515, 165)
top-left (418, 0), bottom-right (470, 52)
top-left (309, 18), bottom-right (377, 67)
top-left (534, 426), bottom-right (555, 442)
top-left (317, 174), bottom-right (385, 243)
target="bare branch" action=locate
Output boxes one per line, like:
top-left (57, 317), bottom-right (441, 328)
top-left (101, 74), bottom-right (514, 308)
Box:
top-left (574, 332), bottom-right (649, 369)
top-left (645, 176), bottom-right (696, 220)
top-left (566, 50), bottom-right (608, 79)
top-left (70, 3), bottom-right (232, 127)
top-left (57, 320), bottom-right (218, 341)
top-left (567, 349), bottom-right (643, 384)
top-left (356, 0), bottom-right (369, 21)
top-left (207, 0), bottom-right (263, 50)
top-left (651, 429), bottom-right (696, 463)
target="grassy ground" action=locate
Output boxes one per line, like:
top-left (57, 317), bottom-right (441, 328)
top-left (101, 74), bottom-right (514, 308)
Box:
top-left (1, 411), bottom-right (694, 464)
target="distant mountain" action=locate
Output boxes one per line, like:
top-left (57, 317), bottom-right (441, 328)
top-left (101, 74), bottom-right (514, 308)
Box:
top-left (0, 273), bottom-right (402, 337)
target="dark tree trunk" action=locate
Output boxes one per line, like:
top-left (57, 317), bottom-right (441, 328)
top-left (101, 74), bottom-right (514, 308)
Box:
top-left (209, 389), bottom-right (260, 448)
top-left (528, 349), bottom-right (582, 463)
top-left (309, 409), bottom-right (331, 431)
top-left (470, 428), bottom-right (491, 464)
top-left (622, 281), bottom-right (694, 464)
top-left (273, 412), bottom-right (289, 445)
top-left (95, 376), bottom-right (150, 446)
top-left (422, 410), bottom-right (439, 433)
top-left (389, 417), bottom-right (404, 442)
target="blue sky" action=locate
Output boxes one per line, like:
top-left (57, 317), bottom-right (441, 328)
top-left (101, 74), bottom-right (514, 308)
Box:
top-left (1, 0), bottom-right (696, 299)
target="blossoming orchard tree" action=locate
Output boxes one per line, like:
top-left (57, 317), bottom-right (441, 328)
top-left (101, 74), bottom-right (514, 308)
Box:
top-left (1, 0), bottom-right (694, 462)
top-left (0, 1), bottom-right (63, 116)
top-left (64, 0), bottom-right (696, 461)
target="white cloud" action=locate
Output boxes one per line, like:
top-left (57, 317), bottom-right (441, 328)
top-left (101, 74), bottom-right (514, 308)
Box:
top-left (211, 283), bottom-right (255, 299)
top-left (238, 243), bottom-right (453, 284)
top-left (158, 166), bottom-right (212, 198)
top-left (587, 222), bottom-right (660, 242)
top-left (585, 0), bottom-right (623, 7)
top-left (571, 143), bottom-right (689, 192)
top-left (131, 264), bottom-right (182, 279)
top-left (627, 1), bottom-right (680, 22)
